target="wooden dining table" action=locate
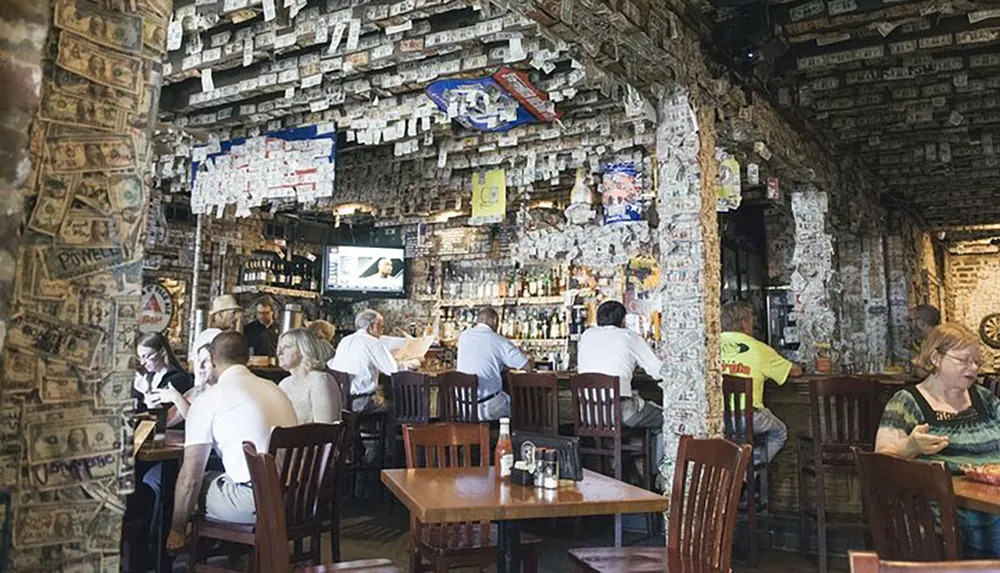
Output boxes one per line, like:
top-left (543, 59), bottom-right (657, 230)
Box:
top-left (136, 429), bottom-right (186, 573)
top-left (381, 466), bottom-right (667, 573)
top-left (953, 477), bottom-right (1000, 514)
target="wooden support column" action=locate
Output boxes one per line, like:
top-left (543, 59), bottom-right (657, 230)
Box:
top-left (655, 90), bottom-right (723, 492)
top-left (0, 0), bottom-right (170, 569)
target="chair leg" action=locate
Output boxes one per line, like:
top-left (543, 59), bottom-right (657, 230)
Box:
top-left (523, 545), bottom-right (539, 573)
top-left (798, 444), bottom-right (809, 559)
top-left (816, 468), bottom-right (828, 573)
top-left (188, 522), bottom-right (200, 573)
top-left (748, 465), bottom-right (758, 567)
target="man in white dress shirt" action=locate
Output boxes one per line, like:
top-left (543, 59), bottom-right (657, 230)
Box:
top-left (167, 331), bottom-right (297, 550)
top-left (327, 309), bottom-right (419, 413)
top-left (457, 307), bottom-right (533, 421)
top-left (577, 300), bottom-right (665, 469)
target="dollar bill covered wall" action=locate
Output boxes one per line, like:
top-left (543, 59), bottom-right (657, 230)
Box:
top-left (0, 0), bottom-right (170, 570)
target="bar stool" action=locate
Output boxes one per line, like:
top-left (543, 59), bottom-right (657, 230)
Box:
top-left (798, 376), bottom-right (878, 573)
top-left (508, 371), bottom-right (559, 435)
top-left (330, 368), bottom-right (390, 501)
top-left (437, 371), bottom-right (479, 423)
top-left (569, 373), bottom-right (653, 546)
top-left (722, 375), bottom-right (770, 567)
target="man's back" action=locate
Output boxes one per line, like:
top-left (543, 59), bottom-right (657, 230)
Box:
top-left (186, 365), bottom-right (297, 483)
top-left (456, 324), bottom-right (529, 398)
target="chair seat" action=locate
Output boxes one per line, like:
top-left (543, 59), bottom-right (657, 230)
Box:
top-left (419, 523), bottom-right (542, 556)
top-left (195, 517), bottom-right (256, 543)
top-left (300, 559), bottom-right (400, 572)
top-left (568, 547), bottom-right (722, 573)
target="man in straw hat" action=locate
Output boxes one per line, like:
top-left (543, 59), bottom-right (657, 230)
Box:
top-left (209, 294), bottom-right (243, 332)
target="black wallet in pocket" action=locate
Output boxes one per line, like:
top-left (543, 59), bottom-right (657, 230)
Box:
top-left (512, 431), bottom-right (583, 481)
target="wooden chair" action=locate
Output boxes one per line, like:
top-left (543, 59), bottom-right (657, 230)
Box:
top-left (854, 451), bottom-right (960, 561)
top-left (188, 423), bottom-right (347, 572)
top-left (849, 551), bottom-right (1000, 573)
top-left (508, 372), bottom-right (559, 435)
top-left (981, 374), bottom-right (1000, 398)
top-left (721, 374), bottom-right (770, 566)
top-left (568, 436), bottom-right (752, 573)
top-left (243, 442), bottom-right (402, 573)
top-left (402, 423), bottom-right (540, 573)
top-left (437, 371), bottom-right (479, 423)
top-left (329, 369), bottom-right (352, 409)
top-left (798, 376), bottom-right (878, 573)
top-left (388, 371), bottom-right (432, 468)
top-left (569, 373), bottom-right (653, 546)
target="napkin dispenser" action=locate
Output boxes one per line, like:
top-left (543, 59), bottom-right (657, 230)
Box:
top-left (512, 432), bottom-right (582, 481)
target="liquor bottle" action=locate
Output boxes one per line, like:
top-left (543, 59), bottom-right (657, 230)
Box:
top-left (309, 264), bottom-right (319, 292)
top-left (495, 417), bottom-right (513, 480)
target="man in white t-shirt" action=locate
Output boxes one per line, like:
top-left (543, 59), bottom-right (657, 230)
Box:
top-left (166, 331), bottom-right (297, 550)
top-left (577, 300), bottom-right (665, 468)
top-left (456, 307), bottom-right (533, 421)
top-left (327, 309), bottom-right (420, 413)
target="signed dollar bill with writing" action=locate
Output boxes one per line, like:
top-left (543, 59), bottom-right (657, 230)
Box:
top-left (7, 312), bottom-right (105, 368)
top-left (27, 417), bottom-right (119, 465)
top-left (44, 134), bottom-right (138, 173)
top-left (56, 32), bottom-right (143, 94)
top-left (55, 0), bottom-right (143, 53)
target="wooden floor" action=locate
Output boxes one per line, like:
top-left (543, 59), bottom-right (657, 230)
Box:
top-left (169, 498), bottom-right (821, 572)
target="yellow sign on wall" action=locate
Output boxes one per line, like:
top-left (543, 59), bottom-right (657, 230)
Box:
top-left (470, 169), bottom-right (506, 225)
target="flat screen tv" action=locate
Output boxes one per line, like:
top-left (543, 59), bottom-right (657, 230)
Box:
top-left (322, 245), bottom-right (406, 297)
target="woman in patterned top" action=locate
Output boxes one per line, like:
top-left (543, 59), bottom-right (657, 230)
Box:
top-left (876, 323), bottom-right (1000, 557)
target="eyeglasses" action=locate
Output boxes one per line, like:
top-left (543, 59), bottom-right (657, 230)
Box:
top-left (944, 353), bottom-right (984, 369)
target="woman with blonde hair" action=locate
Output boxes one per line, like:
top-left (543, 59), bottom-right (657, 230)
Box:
top-left (876, 323), bottom-right (1000, 557)
top-left (276, 328), bottom-right (342, 423)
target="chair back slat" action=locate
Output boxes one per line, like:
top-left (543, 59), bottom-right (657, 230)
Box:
top-left (569, 373), bottom-right (622, 437)
top-left (402, 423), bottom-right (491, 548)
top-left (391, 371), bottom-right (432, 424)
top-left (667, 436), bottom-right (751, 572)
top-left (438, 371), bottom-right (479, 423)
top-left (244, 443), bottom-right (293, 573)
top-left (854, 451), bottom-right (960, 561)
top-left (849, 551), bottom-right (1000, 573)
top-left (269, 423), bottom-right (347, 534)
top-left (509, 372), bottom-right (559, 435)
top-left (721, 375), bottom-right (754, 445)
top-left (328, 369), bottom-right (352, 412)
top-left (809, 377), bottom-right (878, 452)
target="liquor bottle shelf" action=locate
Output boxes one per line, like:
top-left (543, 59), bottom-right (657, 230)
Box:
top-left (233, 285), bottom-right (320, 299)
top-left (436, 296), bottom-right (566, 307)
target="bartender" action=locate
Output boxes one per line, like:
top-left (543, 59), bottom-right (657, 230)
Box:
top-left (244, 296), bottom-right (280, 357)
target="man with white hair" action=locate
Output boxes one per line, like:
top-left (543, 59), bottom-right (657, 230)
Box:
top-left (328, 309), bottom-right (418, 413)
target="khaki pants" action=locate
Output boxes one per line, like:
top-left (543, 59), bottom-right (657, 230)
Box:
top-left (202, 471), bottom-right (256, 524)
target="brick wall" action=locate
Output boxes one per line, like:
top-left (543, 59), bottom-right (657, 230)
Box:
top-left (945, 246), bottom-right (1000, 368)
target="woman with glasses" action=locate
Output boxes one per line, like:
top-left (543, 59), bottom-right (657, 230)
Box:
top-left (876, 323), bottom-right (1000, 557)
top-left (133, 332), bottom-right (193, 413)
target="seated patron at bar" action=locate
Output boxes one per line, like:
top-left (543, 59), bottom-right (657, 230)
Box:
top-left (909, 304), bottom-right (942, 348)
top-left (277, 328), bottom-right (342, 423)
top-left (577, 300), bottom-right (665, 468)
top-left (133, 332), bottom-right (193, 413)
top-left (877, 323), bottom-right (1000, 558)
top-left (128, 332), bottom-right (194, 569)
top-left (328, 309), bottom-right (419, 413)
top-left (456, 307), bottom-right (533, 421)
top-left (307, 319), bottom-right (336, 343)
top-left (166, 331), bottom-right (297, 550)
top-left (209, 294), bottom-right (243, 331)
top-left (151, 327), bottom-right (223, 428)
top-left (244, 296), bottom-right (280, 357)
top-left (720, 300), bottom-right (801, 462)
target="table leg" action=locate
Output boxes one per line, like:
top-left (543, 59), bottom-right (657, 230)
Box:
top-left (156, 460), bottom-right (179, 573)
top-left (496, 519), bottom-right (521, 573)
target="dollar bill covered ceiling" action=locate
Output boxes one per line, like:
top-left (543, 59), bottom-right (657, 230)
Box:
top-left (754, 0), bottom-right (1000, 229)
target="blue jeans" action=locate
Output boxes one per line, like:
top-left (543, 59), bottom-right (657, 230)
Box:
top-left (960, 509), bottom-right (1000, 558)
top-left (753, 406), bottom-right (787, 463)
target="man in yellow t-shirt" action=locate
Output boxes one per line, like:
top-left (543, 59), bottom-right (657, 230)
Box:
top-left (720, 300), bottom-right (802, 462)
